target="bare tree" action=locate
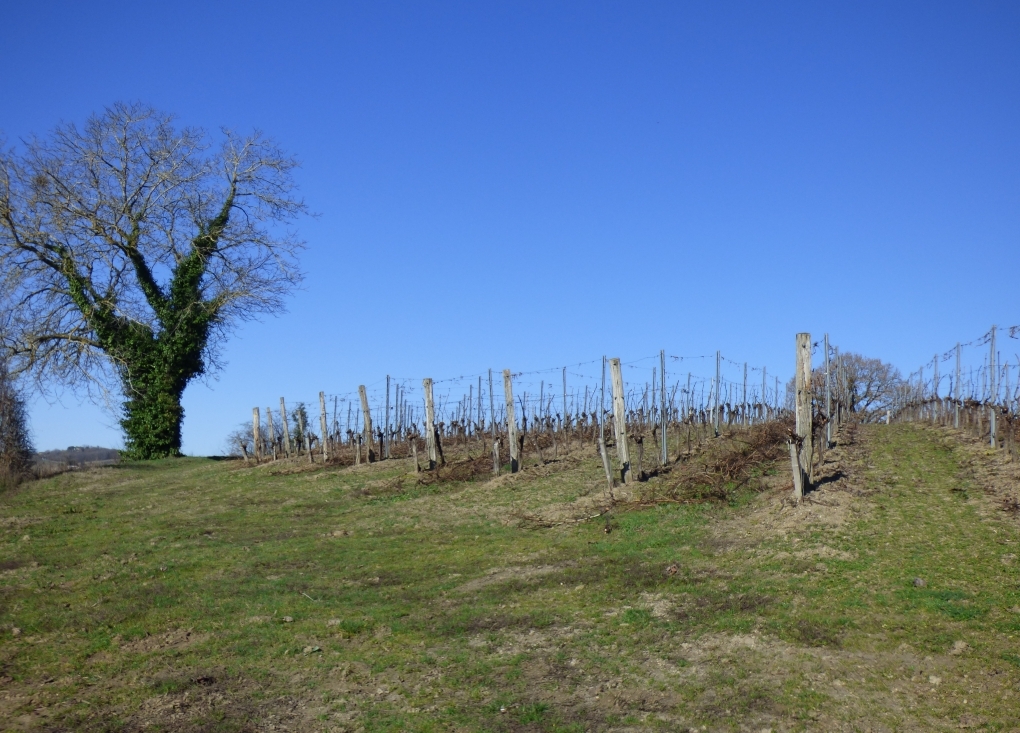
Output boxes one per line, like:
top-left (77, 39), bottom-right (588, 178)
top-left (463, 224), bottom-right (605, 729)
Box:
top-left (0, 103), bottom-right (305, 457)
top-left (841, 353), bottom-right (901, 419)
top-left (787, 351), bottom-right (901, 423)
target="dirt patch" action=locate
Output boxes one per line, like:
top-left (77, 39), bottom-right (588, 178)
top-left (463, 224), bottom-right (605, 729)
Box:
top-left (119, 628), bottom-right (208, 654)
top-left (455, 564), bottom-right (569, 593)
top-left (126, 671), bottom-right (302, 733)
top-left (938, 425), bottom-right (1020, 523)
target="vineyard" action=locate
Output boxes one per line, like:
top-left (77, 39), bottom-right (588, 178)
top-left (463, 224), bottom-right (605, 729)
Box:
top-left (4, 326), bottom-right (1020, 731)
top-left (240, 325), bottom-right (1020, 495)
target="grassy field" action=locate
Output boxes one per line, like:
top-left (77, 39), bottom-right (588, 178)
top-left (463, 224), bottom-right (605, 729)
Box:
top-left (2, 424), bottom-right (1020, 732)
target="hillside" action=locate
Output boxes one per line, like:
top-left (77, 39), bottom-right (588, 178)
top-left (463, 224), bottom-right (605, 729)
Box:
top-left (2, 424), bottom-right (1020, 731)
top-left (33, 447), bottom-right (120, 468)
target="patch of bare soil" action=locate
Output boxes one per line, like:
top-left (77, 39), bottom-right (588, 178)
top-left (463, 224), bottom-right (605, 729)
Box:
top-left (648, 631), bottom-right (1005, 733)
top-left (935, 425), bottom-right (1020, 522)
top-left (126, 672), bottom-right (307, 733)
top-left (454, 563), bottom-right (573, 593)
top-left (118, 628), bottom-right (208, 655)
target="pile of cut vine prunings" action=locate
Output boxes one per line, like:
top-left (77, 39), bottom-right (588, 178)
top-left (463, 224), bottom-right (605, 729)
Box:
top-left (633, 418), bottom-right (792, 505)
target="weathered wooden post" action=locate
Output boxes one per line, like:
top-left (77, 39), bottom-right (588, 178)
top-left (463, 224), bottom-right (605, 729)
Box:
top-left (609, 358), bottom-right (631, 484)
top-left (266, 406), bottom-right (277, 460)
top-left (319, 391), bottom-right (329, 461)
top-left (793, 332), bottom-right (813, 498)
top-left (277, 397), bottom-right (289, 456)
top-left (423, 378), bottom-right (437, 470)
top-left (503, 369), bottom-right (519, 472)
top-left (359, 385), bottom-right (375, 462)
top-left (252, 407), bottom-right (261, 462)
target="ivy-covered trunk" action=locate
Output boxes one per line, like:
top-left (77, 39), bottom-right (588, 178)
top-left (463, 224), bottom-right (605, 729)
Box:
top-left (120, 376), bottom-right (186, 458)
top-left (113, 293), bottom-right (213, 459)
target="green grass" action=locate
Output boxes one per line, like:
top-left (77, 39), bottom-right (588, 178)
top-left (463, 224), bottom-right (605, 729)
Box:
top-left (2, 425), bottom-right (1020, 731)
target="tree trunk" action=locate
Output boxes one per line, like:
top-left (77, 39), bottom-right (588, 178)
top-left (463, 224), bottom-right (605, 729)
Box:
top-left (119, 361), bottom-right (187, 458)
top-left (121, 382), bottom-right (186, 458)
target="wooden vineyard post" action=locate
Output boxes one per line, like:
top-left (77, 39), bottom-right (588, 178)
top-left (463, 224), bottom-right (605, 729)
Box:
top-left (319, 392), bottom-right (329, 462)
top-left (423, 378), bottom-right (437, 470)
top-left (266, 407), bottom-right (277, 460)
top-left (660, 350), bottom-right (667, 465)
top-left (609, 358), bottom-right (632, 484)
top-left (492, 437), bottom-right (501, 476)
top-left (280, 398), bottom-right (292, 458)
top-left (503, 370), bottom-right (519, 472)
top-left (933, 354), bottom-right (940, 424)
top-left (359, 385), bottom-right (375, 462)
top-left (792, 332), bottom-right (813, 498)
top-left (252, 407), bottom-right (262, 462)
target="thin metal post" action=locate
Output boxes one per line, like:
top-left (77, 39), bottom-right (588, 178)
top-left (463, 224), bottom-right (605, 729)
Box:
top-left (990, 326), bottom-right (997, 446)
top-left (488, 369), bottom-right (495, 437)
top-left (955, 343), bottom-right (961, 428)
top-left (742, 362), bottom-right (748, 427)
top-left (824, 333), bottom-right (831, 447)
top-left (384, 375), bottom-right (391, 458)
top-left (660, 349), bottom-right (667, 465)
top-left (714, 350), bottom-right (721, 436)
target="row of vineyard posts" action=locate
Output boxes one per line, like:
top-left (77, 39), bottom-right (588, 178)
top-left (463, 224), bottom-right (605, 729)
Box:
top-left (244, 333), bottom-right (861, 501)
top-left (891, 324), bottom-right (1020, 459)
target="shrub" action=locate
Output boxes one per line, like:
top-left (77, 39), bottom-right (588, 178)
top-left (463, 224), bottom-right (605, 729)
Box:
top-left (0, 357), bottom-right (33, 488)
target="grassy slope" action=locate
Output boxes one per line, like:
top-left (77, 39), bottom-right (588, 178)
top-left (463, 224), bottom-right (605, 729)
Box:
top-left (1, 425), bottom-right (1020, 732)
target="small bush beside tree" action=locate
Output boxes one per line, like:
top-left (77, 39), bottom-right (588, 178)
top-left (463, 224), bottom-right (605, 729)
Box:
top-left (0, 357), bottom-right (32, 488)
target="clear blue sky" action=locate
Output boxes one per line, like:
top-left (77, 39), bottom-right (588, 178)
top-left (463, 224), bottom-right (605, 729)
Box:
top-left (3, 1), bottom-right (1018, 454)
